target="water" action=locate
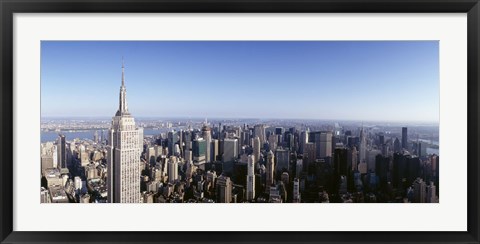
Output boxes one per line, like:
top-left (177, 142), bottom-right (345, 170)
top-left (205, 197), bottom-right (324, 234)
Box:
top-left (41, 129), bottom-right (169, 143)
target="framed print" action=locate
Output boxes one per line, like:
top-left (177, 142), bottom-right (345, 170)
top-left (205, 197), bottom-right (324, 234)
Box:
top-left (1, 0), bottom-right (479, 243)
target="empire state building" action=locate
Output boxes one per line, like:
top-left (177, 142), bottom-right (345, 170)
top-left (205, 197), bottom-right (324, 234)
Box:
top-left (107, 60), bottom-right (143, 203)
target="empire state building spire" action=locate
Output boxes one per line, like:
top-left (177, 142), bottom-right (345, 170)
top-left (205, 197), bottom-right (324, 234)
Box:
top-left (116, 58), bottom-right (129, 116)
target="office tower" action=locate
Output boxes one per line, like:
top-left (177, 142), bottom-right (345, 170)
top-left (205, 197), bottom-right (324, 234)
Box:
top-left (359, 128), bottom-right (366, 164)
top-left (367, 149), bottom-right (381, 172)
top-left (107, 60), bottom-right (143, 203)
top-left (407, 156), bottom-right (421, 184)
top-left (184, 149), bottom-right (193, 162)
top-left (393, 152), bottom-right (407, 188)
top-left (168, 156), bottom-right (179, 184)
top-left (381, 144), bottom-right (389, 156)
top-left (293, 178), bottom-right (301, 203)
top-left (268, 134), bottom-right (277, 152)
top-left (275, 127), bottom-right (284, 135)
top-left (275, 148), bottom-right (290, 175)
top-left (304, 142), bottom-right (316, 164)
top-left (254, 124), bottom-right (266, 145)
top-left (402, 127), bottom-right (408, 150)
top-left (319, 132), bottom-right (332, 158)
top-left (378, 133), bottom-right (385, 146)
top-left (413, 178), bottom-right (426, 203)
top-left (266, 150), bottom-right (275, 187)
top-left (295, 159), bottom-right (303, 178)
top-left (349, 147), bottom-right (358, 171)
top-left (41, 155), bottom-right (54, 173)
top-left (393, 137), bottom-right (401, 153)
top-left (252, 136), bottom-right (261, 163)
top-left (202, 125), bottom-right (212, 162)
top-left (246, 155), bottom-right (255, 201)
top-left (334, 148), bottom-right (348, 176)
top-left (57, 134), bottom-right (67, 169)
top-left (223, 138), bottom-right (238, 163)
top-left (211, 139), bottom-right (219, 161)
top-left (299, 128), bottom-right (309, 154)
top-left (168, 131), bottom-right (179, 157)
top-left (426, 181), bottom-right (438, 203)
top-left (192, 138), bottom-right (207, 164)
top-left (216, 175), bottom-right (232, 203)
top-left (178, 129), bottom-right (184, 157)
top-left (375, 154), bottom-right (389, 186)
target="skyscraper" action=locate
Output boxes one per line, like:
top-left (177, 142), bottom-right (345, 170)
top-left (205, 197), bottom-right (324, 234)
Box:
top-left (319, 131), bottom-right (332, 158)
top-left (254, 124), bottom-right (266, 146)
top-left (402, 127), bottom-right (408, 150)
top-left (202, 124), bottom-right (212, 162)
top-left (57, 134), bottom-right (67, 169)
top-left (266, 150), bottom-right (275, 187)
top-left (168, 156), bottom-right (179, 184)
top-left (253, 136), bottom-right (261, 163)
top-left (223, 138), bottom-right (238, 163)
top-left (359, 128), bottom-right (366, 164)
top-left (107, 60), bottom-right (143, 203)
top-left (393, 137), bottom-right (401, 153)
top-left (293, 178), bottom-right (301, 203)
top-left (246, 155), bottom-right (255, 201)
top-left (216, 175), bottom-right (232, 203)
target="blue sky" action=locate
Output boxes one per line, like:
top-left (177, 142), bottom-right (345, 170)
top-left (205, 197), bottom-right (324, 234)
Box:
top-left (41, 41), bottom-right (439, 122)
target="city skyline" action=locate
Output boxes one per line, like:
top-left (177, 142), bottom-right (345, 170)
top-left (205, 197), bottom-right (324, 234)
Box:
top-left (41, 41), bottom-right (439, 122)
top-left (40, 41), bottom-right (440, 204)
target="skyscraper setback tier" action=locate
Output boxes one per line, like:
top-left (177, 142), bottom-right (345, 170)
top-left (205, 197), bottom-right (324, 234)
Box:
top-left (107, 60), bottom-right (143, 203)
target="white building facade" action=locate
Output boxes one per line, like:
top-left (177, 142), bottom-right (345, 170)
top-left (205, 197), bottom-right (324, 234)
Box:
top-left (107, 61), bottom-right (143, 203)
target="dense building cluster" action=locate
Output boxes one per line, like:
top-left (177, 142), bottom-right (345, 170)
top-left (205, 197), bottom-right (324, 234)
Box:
top-left (40, 65), bottom-right (439, 204)
top-left (40, 121), bottom-right (440, 204)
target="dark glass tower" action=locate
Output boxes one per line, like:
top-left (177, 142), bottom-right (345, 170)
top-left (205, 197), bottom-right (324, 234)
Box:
top-left (402, 127), bottom-right (408, 149)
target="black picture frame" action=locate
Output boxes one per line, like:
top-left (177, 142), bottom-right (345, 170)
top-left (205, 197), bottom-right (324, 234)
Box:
top-left (1, 0), bottom-right (479, 243)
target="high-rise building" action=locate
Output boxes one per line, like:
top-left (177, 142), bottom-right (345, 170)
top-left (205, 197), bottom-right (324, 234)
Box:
top-left (413, 177), bottom-right (426, 203)
top-left (192, 138), bottom-right (207, 164)
top-left (349, 147), bottom-right (358, 171)
top-left (359, 128), bottom-right (366, 164)
top-left (275, 148), bottom-right (290, 175)
top-left (293, 178), bottom-right (301, 203)
top-left (266, 150), bottom-right (275, 187)
top-left (246, 155), bottom-right (255, 201)
top-left (211, 139), bottom-right (219, 162)
top-left (303, 142), bottom-right (316, 164)
top-left (216, 175), bottom-right (232, 203)
top-left (319, 132), bottom-right (332, 158)
top-left (41, 155), bottom-right (54, 173)
top-left (223, 138), bottom-right (238, 163)
top-left (367, 149), bottom-right (381, 172)
top-left (253, 136), bottom-right (261, 163)
top-left (168, 156), bottom-right (179, 184)
top-left (402, 127), bottom-right (408, 150)
top-left (57, 134), bottom-right (67, 169)
top-left (299, 129), bottom-right (309, 155)
top-left (107, 60), bottom-right (143, 203)
top-left (426, 181), bottom-right (438, 203)
top-left (254, 124), bottom-right (266, 146)
top-left (167, 131), bottom-right (179, 157)
top-left (393, 137), bottom-right (401, 153)
top-left (202, 125), bottom-right (212, 162)
top-left (268, 134), bottom-right (277, 152)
